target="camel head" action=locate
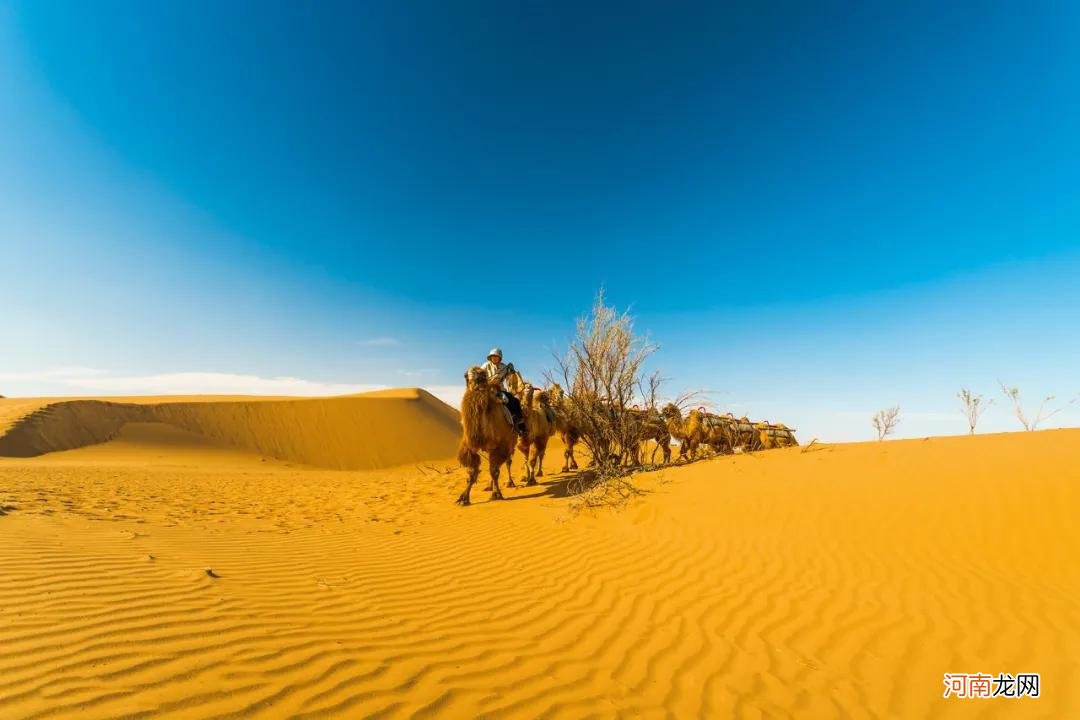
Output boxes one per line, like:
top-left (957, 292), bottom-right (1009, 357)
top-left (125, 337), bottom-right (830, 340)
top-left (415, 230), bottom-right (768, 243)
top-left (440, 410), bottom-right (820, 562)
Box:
top-left (660, 403), bottom-right (682, 421)
top-left (504, 369), bottom-right (528, 398)
top-left (548, 383), bottom-right (565, 404)
top-left (464, 366), bottom-right (491, 390)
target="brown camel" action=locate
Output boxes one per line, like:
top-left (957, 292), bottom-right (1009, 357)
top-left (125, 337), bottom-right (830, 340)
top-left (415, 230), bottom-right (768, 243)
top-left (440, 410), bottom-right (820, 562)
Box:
top-left (625, 407), bottom-right (672, 465)
top-left (661, 404), bottom-right (708, 462)
top-left (699, 412), bottom-right (741, 455)
top-left (504, 370), bottom-right (556, 485)
top-left (518, 384), bottom-right (557, 484)
top-left (548, 383), bottom-right (582, 472)
top-left (456, 366), bottom-right (517, 505)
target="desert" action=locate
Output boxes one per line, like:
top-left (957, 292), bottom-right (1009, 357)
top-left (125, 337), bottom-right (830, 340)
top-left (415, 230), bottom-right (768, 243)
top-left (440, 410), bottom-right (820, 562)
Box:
top-left (2, 391), bottom-right (1077, 718)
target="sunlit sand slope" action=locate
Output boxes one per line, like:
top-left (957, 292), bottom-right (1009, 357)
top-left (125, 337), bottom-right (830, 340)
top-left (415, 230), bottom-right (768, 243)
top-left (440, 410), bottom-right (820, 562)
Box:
top-left (39, 422), bottom-right (300, 468)
top-left (0, 428), bottom-right (1077, 718)
top-left (0, 389), bottom-right (460, 469)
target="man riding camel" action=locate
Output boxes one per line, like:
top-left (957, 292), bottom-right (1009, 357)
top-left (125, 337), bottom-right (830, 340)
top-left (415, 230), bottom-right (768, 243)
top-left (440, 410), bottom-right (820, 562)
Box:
top-left (482, 347), bottom-right (527, 436)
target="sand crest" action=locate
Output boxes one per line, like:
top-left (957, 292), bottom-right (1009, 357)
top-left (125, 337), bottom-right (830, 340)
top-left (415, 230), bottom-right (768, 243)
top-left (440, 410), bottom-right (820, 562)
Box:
top-left (0, 389), bottom-right (460, 469)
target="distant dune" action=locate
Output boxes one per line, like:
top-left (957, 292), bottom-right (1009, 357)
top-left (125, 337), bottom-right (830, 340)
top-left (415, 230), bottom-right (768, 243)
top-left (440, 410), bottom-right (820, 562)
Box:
top-left (0, 388), bottom-right (461, 469)
top-left (0, 402), bottom-right (1077, 717)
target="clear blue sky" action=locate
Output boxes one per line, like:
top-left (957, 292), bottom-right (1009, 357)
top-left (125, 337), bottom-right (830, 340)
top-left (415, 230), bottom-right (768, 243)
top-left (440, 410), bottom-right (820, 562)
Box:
top-left (2, 1), bottom-right (1078, 440)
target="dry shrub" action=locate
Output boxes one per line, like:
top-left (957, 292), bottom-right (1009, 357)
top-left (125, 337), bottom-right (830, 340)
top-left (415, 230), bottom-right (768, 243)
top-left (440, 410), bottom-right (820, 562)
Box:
top-left (957, 388), bottom-right (991, 435)
top-left (547, 290), bottom-right (669, 505)
top-left (565, 470), bottom-right (643, 512)
top-left (999, 382), bottom-right (1076, 431)
top-left (872, 406), bottom-right (901, 440)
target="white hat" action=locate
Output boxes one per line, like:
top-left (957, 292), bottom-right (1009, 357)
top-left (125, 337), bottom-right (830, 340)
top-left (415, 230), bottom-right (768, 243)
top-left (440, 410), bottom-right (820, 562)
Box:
top-left (487, 347), bottom-right (503, 359)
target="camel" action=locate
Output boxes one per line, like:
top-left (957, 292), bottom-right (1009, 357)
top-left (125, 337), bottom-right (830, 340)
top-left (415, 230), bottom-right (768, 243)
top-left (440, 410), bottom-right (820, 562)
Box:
top-left (625, 407), bottom-right (672, 465)
top-left (731, 416), bottom-right (759, 451)
top-left (548, 383), bottom-right (582, 473)
top-left (755, 421), bottom-right (799, 449)
top-left (456, 366), bottom-right (517, 505)
top-left (517, 385), bottom-right (556, 484)
top-left (504, 370), bottom-right (556, 485)
top-left (699, 413), bottom-right (740, 455)
top-left (661, 404), bottom-right (709, 462)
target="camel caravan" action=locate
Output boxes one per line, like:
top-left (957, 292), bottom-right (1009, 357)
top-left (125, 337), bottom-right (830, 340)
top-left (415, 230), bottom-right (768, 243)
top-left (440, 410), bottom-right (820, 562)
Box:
top-left (455, 348), bottom-right (797, 505)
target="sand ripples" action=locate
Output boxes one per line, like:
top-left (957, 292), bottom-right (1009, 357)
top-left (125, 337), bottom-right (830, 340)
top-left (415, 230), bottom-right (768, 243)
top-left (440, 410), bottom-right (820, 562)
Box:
top-left (2, 430), bottom-right (1079, 717)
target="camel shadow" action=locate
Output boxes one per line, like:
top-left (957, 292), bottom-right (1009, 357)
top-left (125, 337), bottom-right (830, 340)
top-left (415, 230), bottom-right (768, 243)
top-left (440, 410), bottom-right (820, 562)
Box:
top-left (478, 464), bottom-right (599, 503)
top-left (473, 460), bottom-right (675, 506)
top-left (501, 471), bottom-right (577, 501)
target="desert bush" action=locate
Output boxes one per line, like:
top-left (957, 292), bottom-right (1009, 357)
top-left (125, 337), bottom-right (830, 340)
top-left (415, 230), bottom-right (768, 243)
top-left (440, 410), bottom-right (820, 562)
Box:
top-left (872, 406), bottom-right (900, 441)
top-left (547, 290), bottom-right (667, 499)
top-left (957, 388), bottom-right (991, 435)
top-left (998, 382), bottom-right (1075, 431)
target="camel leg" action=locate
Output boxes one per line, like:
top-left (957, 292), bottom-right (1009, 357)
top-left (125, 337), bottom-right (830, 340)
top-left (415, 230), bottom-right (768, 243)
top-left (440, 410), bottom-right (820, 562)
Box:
top-left (457, 447), bottom-right (480, 506)
top-left (526, 439), bottom-right (546, 486)
top-left (536, 445), bottom-right (545, 477)
top-left (457, 474), bottom-right (476, 506)
top-left (489, 451), bottom-right (506, 501)
top-left (523, 447), bottom-right (534, 486)
top-left (488, 455), bottom-right (513, 490)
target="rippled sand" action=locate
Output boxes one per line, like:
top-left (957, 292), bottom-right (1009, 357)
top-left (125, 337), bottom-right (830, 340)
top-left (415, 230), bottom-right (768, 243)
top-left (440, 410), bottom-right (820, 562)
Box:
top-left (1, 398), bottom-right (1077, 718)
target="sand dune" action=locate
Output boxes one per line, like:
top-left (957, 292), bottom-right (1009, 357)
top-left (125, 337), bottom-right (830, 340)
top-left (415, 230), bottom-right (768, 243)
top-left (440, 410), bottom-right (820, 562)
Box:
top-left (0, 410), bottom-right (1078, 718)
top-left (0, 389), bottom-right (460, 469)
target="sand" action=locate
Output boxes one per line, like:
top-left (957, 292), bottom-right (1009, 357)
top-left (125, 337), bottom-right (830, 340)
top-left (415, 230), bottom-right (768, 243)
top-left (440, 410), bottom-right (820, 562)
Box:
top-left (0, 395), bottom-right (1078, 718)
top-left (0, 390), bottom-right (459, 468)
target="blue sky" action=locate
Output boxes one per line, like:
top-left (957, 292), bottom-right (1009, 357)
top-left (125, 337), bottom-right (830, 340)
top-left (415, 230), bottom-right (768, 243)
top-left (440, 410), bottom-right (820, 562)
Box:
top-left (2, 1), bottom-right (1078, 440)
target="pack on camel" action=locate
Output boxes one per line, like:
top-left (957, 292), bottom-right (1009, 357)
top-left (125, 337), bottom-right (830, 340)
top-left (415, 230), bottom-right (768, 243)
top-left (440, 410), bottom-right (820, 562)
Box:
top-left (547, 383), bottom-right (582, 473)
top-left (698, 412), bottom-right (743, 455)
top-left (755, 421), bottom-right (799, 449)
top-left (729, 415), bottom-right (758, 451)
top-left (456, 366), bottom-right (517, 505)
top-left (505, 369), bottom-right (556, 486)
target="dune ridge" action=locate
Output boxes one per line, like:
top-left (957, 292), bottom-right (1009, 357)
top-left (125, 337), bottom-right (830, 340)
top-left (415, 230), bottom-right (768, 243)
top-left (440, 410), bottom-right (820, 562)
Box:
top-left (0, 428), bottom-right (1078, 717)
top-left (0, 389), bottom-right (461, 470)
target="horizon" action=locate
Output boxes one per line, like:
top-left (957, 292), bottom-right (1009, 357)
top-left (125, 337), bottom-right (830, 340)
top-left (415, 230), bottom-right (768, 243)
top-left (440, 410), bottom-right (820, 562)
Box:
top-left (4, 2), bottom-right (1080, 441)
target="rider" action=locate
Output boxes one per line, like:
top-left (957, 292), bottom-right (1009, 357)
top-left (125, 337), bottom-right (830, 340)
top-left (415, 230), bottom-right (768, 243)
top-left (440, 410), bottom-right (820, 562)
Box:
top-left (482, 347), bottom-right (527, 436)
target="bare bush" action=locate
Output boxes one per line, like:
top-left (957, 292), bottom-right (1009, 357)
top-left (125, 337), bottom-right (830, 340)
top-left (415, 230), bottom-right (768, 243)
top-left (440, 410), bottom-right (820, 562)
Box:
top-left (999, 382), bottom-right (1076, 431)
top-left (872, 406), bottom-right (900, 441)
top-left (565, 470), bottom-right (643, 512)
top-left (957, 388), bottom-right (991, 435)
top-left (547, 290), bottom-right (663, 497)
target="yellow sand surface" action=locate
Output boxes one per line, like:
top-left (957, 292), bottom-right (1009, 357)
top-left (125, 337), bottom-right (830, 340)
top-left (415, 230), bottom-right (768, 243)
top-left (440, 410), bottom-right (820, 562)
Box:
top-left (0, 398), bottom-right (1077, 718)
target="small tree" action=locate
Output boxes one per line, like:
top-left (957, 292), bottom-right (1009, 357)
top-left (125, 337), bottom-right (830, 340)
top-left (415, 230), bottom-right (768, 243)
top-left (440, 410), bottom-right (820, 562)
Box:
top-left (957, 388), bottom-right (991, 435)
top-left (872, 406), bottom-right (900, 441)
top-left (999, 382), bottom-right (1075, 431)
top-left (548, 290), bottom-right (661, 503)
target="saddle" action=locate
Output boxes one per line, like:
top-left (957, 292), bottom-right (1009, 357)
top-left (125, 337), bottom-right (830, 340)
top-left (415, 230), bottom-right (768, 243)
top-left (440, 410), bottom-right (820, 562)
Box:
top-left (491, 391), bottom-right (515, 428)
